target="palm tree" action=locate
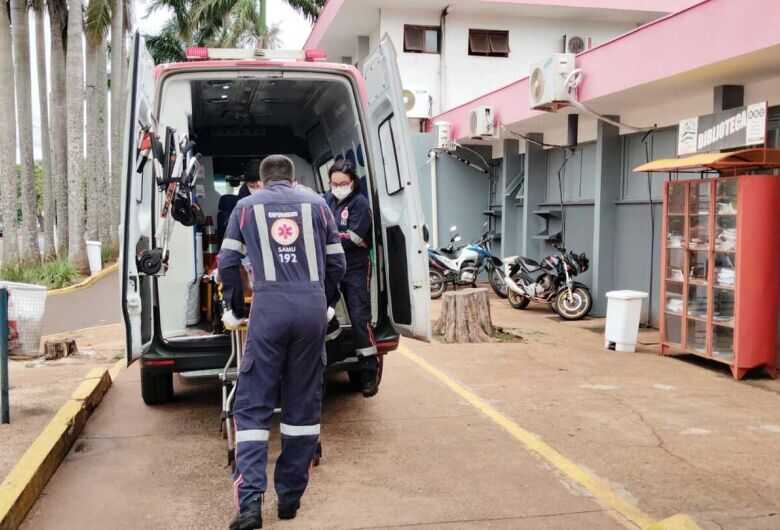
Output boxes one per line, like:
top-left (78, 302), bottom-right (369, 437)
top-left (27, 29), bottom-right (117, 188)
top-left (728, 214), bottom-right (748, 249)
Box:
top-left (66, 0), bottom-right (88, 271)
top-left (49, 0), bottom-right (69, 255)
top-left (10, 0), bottom-right (41, 262)
top-left (109, 0), bottom-right (124, 249)
top-left (0, 0), bottom-right (20, 265)
top-left (96, 39), bottom-right (111, 248)
top-left (86, 0), bottom-right (111, 243)
top-left (32, 0), bottom-right (56, 259)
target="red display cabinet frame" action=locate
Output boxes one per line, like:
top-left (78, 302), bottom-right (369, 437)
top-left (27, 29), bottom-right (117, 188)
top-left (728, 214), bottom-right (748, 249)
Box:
top-left (659, 174), bottom-right (780, 379)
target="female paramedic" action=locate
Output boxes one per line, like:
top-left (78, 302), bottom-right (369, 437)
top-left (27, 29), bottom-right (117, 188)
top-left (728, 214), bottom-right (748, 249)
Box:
top-left (325, 160), bottom-right (379, 397)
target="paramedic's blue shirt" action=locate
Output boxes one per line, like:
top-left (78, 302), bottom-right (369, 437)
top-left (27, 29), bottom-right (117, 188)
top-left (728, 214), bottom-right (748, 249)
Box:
top-left (326, 190), bottom-right (372, 270)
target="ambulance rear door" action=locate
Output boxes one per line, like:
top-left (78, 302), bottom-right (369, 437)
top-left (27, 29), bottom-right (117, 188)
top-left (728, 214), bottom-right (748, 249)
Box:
top-left (362, 36), bottom-right (431, 341)
top-left (121, 32), bottom-right (157, 364)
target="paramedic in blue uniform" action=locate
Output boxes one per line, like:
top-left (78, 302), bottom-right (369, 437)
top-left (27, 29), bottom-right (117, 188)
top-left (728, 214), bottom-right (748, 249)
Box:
top-left (325, 160), bottom-right (379, 397)
top-left (219, 155), bottom-right (346, 530)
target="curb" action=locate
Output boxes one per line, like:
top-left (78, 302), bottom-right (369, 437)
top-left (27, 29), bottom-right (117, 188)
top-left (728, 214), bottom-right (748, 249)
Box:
top-left (0, 358), bottom-right (124, 529)
top-left (47, 263), bottom-right (118, 297)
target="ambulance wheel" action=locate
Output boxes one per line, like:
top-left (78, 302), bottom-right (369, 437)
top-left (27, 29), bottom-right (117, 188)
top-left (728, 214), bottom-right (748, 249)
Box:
top-left (141, 367), bottom-right (174, 405)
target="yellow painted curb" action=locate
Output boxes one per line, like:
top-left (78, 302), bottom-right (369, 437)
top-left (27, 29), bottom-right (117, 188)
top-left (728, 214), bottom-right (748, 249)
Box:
top-left (397, 344), bottom-right (703, 530)
top-left (47, 262), bottom-right (118, 297)
top-left (0, 368), bottom-right (113, 530)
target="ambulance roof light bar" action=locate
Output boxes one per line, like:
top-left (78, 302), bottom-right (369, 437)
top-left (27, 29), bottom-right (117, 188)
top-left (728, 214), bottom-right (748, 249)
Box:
top-left (185, 47), bottom-right (327, 62)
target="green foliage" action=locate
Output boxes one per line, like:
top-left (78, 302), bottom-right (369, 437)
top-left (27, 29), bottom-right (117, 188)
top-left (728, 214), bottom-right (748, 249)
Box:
top-left (101, 244), bottom-right (118, 264)
top-left (0, 258), bottom-right (81, 289)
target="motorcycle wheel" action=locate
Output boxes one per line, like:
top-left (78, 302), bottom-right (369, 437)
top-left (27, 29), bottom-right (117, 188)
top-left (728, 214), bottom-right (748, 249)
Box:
top-left (429, 270), bottom-right (446, 299)
top-left (555, 286), bottom-right (593, 320)
top-left (489, 268), bottom-right (508, 298)
top-left (507, 288), bottom-right (530, 310)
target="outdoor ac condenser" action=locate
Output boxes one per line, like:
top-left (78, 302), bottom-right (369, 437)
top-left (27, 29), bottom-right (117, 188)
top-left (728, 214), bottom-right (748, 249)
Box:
top-left (529, 53), bottom-right (576, 111)
top-left (434, 121), bottom-right (455, 151)
top-left (469, 106), bottom-right (495, 138)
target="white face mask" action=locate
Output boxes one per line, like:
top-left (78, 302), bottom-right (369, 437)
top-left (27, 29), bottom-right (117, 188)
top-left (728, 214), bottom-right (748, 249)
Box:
top-left (332, 184), bottom-right (352, 201)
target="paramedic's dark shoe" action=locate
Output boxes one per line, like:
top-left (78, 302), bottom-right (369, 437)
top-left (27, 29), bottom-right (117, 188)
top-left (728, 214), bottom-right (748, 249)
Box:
top-left (229, 498), bottom-right (262, 529)
top-left (278, 500), bottom-right (300, 520)
top-left (361, 370), bottom-right (379, 398)
top-left (326, 316), bottom-right (341, 341)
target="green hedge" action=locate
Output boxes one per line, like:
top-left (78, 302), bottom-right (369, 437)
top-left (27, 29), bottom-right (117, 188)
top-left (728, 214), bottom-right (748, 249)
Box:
top-left (0, 258), bottom-right (82, 289)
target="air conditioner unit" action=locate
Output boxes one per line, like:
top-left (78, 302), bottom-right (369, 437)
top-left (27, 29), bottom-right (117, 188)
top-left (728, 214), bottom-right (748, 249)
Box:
top-left (528, 53), bottom-right (576, 111)
top-left (469, 106), bottom-right (495, 138)
top-left (563, 35), bottom-right (591, 55)
top-left (434, 121), bottom-right (455, 151)
top-left (402, 88), bottom-right (433, 118)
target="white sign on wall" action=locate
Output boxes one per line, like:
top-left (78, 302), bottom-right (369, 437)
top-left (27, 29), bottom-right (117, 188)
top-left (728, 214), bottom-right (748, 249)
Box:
top-left (677, 101), bottom-right (768, 156)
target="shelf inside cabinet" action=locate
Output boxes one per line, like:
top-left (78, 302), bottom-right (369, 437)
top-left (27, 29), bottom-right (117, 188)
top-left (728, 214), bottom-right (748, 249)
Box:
top-left (713, 319), bottom-right (735, 329)
top-left (688, 279), bottom-right (708, 287)
top-left (686, 314), bottom-right (708, 323)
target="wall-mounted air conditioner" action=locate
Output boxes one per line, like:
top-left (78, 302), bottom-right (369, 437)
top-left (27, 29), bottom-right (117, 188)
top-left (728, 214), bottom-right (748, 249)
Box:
top-left (469, 106), bottom-right (495, 138)
top-left (403, 88), bottom-right (433, 118)
top-left (434, 121), bottom-right (455, 151)
top-left (562, 34), bottom-right (591, 55)
top-left (528, 53), bottom-right (576, 111)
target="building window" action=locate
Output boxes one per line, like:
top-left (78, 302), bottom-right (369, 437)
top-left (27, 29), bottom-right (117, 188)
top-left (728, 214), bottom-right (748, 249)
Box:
top-left (404, 25), bottom-right (441, 54)
top-left (468, 29), bottom-right (510, 57)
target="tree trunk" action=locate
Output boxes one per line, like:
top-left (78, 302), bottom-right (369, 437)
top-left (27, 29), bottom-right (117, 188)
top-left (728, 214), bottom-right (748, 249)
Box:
top-left (96, 38), bottom-right (111, 248)
top-left (35, 7), bottom-right (56, 259)
top-left (109, 0), bottom-right (124, 250)
top-left (0, 4), bottom-right (20, 265)
top-left (85, 40), bottom-right (99, 242)
top-left (49, 0), bottom-right (68, 256)
top-left (66, 0), bottom-right (88, 272)
top-left (433, 288), bottom-right (494, 343)
top-left (10, 0), bottom-right (41, 262)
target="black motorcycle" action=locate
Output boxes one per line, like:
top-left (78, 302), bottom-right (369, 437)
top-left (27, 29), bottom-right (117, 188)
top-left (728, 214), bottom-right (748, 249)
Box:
top-left (503, 245), bottom-right (592, 320)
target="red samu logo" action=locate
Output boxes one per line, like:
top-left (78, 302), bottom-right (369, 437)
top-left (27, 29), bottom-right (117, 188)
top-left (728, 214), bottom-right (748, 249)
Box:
top-left (271, 218), bottom-right (300, 246)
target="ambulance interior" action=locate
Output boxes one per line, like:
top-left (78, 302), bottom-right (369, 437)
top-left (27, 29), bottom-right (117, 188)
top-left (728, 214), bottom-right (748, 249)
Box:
top-left (155, 72), bottom-right (377, 340)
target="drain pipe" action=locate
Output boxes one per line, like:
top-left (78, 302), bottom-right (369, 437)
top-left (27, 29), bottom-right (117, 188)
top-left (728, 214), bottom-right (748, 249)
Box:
top-left (439, 5), bottom-right (450, 113)
top-left (430, 152), bottom-right (439, 249)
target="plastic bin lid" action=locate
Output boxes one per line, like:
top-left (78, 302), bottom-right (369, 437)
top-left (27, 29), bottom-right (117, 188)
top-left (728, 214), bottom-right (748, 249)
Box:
top-left (0, 280), bottom-right (47, 291)
top-left (606, 290), bottom-right (648, 300)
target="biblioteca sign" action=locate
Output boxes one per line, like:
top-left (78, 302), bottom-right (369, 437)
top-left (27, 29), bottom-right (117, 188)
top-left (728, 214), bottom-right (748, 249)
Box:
top-left (677, 101), bottom-right (767, 155)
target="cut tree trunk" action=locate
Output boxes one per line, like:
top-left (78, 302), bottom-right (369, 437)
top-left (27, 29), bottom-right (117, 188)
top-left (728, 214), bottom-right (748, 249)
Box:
top-left (433, 288), bottom-right (494, 343)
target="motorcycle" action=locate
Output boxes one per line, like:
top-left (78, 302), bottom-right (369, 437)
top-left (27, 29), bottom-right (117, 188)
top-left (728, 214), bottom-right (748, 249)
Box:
top-left (503, 244), bottom-right (593, 320)
top-left (428, 226), bottom-right (506, 299)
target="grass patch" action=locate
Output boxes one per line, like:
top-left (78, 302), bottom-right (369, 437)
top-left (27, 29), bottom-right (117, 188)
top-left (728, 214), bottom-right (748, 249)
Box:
top-left (0, 258), bottom-right (84, 289)
top-left (101, 244), bottom-right (118, 265)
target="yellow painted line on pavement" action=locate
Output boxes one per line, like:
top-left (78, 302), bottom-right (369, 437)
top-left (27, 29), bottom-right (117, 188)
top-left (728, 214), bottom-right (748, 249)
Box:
top-left (398, 344), bottom-right (701, 530)
top-left (48, 262), bottom-right (118, 297)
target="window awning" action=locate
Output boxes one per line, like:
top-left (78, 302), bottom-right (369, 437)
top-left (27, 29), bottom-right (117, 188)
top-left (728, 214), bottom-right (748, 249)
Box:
top-left (634, 148), bottom-right (780, 173)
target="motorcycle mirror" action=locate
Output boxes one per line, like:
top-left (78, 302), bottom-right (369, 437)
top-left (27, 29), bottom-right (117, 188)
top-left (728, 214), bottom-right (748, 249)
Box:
top-left (454, 236), bottom-right (462, 242)
top-left (450, 226), bottom-right (457, 232)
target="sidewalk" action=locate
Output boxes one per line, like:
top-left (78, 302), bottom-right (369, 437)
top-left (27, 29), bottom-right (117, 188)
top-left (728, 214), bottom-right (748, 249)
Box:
top-left (0, 325), bottom-right (123, 483)
top-left (423, 294), bottom-right (780, 529)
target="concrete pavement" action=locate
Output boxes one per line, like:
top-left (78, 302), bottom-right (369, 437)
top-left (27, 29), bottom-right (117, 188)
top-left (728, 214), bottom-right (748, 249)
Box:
top-left (15, 292), bottom-right (780, 529)
top-left (42, 269), bottom-right (121, 336)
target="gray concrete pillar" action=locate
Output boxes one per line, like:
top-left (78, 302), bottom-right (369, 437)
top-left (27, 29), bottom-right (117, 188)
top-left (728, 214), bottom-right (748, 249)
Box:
top-left (521, 133), bottom-right (547, 259)
top-left (500, 138), bottom-right (522, 257)
top-left (713, 85), bottom-right (744, 111)
top-left (591, 117), bottom-right (622, 316)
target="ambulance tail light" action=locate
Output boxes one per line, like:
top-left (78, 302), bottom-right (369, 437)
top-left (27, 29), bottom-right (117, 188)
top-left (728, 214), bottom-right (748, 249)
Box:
top-left (185, 47), bottom-right (209, 61)
top-left (304, 49), bottom-right (327, 62)
top-left (143, 359), bottom-right (176, 367)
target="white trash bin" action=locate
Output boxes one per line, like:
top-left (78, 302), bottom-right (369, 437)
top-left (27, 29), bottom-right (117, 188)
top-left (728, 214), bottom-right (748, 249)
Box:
top-left (0, 281), bottom-right (47, 355)
top-left (605, 290), bottom-right (649, 353)
top-left (86, 240), bottom-right (103, 275)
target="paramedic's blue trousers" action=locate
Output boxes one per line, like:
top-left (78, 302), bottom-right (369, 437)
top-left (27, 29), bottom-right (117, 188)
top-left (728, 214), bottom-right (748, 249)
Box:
top-left (233, 285), bottom-right (326, 509)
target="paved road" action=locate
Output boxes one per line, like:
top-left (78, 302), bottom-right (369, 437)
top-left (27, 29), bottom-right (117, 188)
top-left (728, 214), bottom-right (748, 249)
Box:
top-left (41, 269), bottom-right (121, 335)
top-left (22, 354), bottom-right (625, 530)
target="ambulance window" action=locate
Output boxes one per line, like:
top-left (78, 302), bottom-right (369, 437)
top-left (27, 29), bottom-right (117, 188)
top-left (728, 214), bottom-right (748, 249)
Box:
top-left (318, 159), bottom-right (335, 191)
top-left (378, 117), bottom-right (403, 195)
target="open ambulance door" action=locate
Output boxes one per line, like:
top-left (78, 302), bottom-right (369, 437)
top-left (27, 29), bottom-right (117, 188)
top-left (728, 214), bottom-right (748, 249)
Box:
top-left (363, 36), bottom-right (431, 341)
top-left (121, 33), bottom-right (157, 364)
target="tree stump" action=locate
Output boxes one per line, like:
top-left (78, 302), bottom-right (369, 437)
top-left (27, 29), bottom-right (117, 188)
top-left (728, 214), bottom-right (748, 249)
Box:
top-left (42, 338), bottom-right (78, 360)
top-left (433, 288), bottom-right (494, 343)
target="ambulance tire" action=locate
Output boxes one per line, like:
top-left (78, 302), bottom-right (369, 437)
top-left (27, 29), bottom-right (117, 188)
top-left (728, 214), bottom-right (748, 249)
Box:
top-left (141, 367), bottom-right (174, 405)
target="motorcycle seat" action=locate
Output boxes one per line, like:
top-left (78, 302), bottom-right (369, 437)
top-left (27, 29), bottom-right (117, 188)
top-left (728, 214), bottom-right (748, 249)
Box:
top-left (438, 248), bottom-right (459, 258)
top-left (519, 257), bottom-right (542, 272)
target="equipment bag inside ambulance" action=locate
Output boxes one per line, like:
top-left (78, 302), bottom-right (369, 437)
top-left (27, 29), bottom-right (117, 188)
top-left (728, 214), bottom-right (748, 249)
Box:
top-left (120, 33), bottom-right (431, 404)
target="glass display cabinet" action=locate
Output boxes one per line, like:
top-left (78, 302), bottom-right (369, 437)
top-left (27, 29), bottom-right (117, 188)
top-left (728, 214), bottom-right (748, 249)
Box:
top-left (660, 175), bottom-right (780, 379)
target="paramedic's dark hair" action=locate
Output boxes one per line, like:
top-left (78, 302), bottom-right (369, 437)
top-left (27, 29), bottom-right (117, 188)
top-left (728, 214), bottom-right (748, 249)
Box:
top-left (328, 159), bottom-right (357, 182)
top-left (260, 155), bottom-right (295, 183)
top-left (244, 159), bottom-right (261, 182)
